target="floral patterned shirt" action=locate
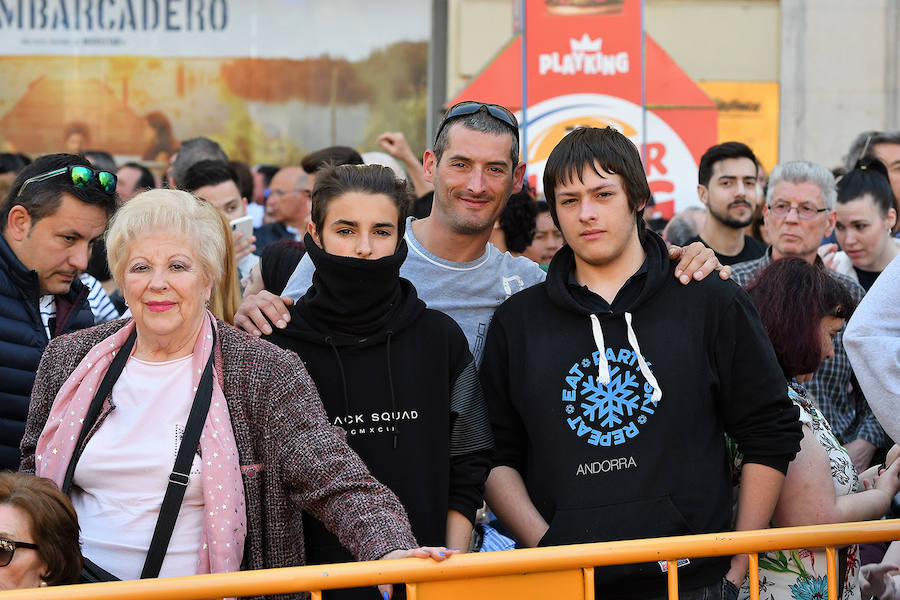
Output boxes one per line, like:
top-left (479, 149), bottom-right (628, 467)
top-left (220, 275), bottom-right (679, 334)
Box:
top-left (732, 381), bottom-right (860, 600)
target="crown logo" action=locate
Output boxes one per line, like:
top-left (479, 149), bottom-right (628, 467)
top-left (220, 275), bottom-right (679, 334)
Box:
top-left (570, 34), bottom-right (603, 53)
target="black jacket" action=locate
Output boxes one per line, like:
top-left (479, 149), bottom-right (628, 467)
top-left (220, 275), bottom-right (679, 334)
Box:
top-left (0, 234), bottom-right (93, 470)
top-left (480, 231), bottom-right (801, 598)
top-left (265, 239), bottom-right (493, 595)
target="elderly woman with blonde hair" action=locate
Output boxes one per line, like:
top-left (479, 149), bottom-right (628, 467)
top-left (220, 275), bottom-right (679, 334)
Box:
top-left (20, 189), bottom-right (449, 597)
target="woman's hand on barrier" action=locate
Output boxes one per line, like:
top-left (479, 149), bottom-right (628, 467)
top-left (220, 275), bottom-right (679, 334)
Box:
top-left (860, 562), bottom-right (900, 600)
top-left (377, 547), bottom-right (460, 599)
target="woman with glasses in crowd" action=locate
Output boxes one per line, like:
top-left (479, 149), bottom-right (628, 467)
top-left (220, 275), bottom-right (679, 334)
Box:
top-left (823, 158), bottom-right (899, 290)
top-left (0, 472), bottom-right (82, 590)
top-left (21, 188), bottom-right (450, 599)
top-left (733, 258), bottom-right (900, 600)
top-left (266, 164), bottom-right (493, 599)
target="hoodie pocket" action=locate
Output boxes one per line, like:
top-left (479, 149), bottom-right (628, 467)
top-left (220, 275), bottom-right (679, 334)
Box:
top-left (539, 494), bottom-right (692, 548)
top-left (538, 495), bottom-right (693, 583)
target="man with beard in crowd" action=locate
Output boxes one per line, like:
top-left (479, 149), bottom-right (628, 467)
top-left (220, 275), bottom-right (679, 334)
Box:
top-left (688, 142), bottom-right (768, 265)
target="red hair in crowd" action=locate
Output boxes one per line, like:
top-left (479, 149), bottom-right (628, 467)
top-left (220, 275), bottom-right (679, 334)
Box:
top-left (746, 258), bottom-right (856, 378)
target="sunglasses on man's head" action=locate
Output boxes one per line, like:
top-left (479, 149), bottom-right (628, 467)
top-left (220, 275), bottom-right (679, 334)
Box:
top-left (434, 101), bottom-right (520, 146)
top-left (16, 165), bottom-right (117, 199)
top-left (0, 537), bottom-right (38, 567)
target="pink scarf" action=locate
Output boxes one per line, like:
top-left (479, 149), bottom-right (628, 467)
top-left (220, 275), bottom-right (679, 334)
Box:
top-left (35, 314), bottom-right (246, 577)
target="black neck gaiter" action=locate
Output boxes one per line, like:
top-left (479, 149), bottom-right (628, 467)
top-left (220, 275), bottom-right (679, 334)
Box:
top-left (298, 232), bottom-right (406, 336)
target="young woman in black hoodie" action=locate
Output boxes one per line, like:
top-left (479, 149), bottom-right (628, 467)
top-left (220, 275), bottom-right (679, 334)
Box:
top-left (266, 164), bottom-right (493, 599)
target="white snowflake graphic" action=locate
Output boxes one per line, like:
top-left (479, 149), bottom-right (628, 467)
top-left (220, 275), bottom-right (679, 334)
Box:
top-left (580, 366), bottom-right (640, 428)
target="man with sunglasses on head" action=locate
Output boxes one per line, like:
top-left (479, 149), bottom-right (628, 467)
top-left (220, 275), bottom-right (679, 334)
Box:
top-left (236, 102), bottom-right (726, 365)
top-left (0, 154), bottom-right (118, 471)
top-left (730, 161), bottom-right (885, 472)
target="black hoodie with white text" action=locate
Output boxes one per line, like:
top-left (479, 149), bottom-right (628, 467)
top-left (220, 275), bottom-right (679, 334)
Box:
top-left (479, 231), bottom-right (801, 598)
top-left (266, 236), bottom-right (494, 593)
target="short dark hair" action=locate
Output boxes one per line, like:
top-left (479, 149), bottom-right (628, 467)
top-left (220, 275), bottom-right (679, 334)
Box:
top-left (180, 160), bottom-right (239, 194)
top-left (747, 258), bottom-right (856, 378)
top-left (301, 146), bottom-right (364, 174)
top-left (0, 472), bottom-right (82, 586)
top-left (837, 157), bottom-right (895, 214)
top-left (170, 137), bottom-right (228, 186)
top-left (433, 105), bottom-right (519, 166)
top-left (543, 127), bottom-right (650, 237)
top-left (0, 153), bottom-right (31, 175)
top-left (229, 161), bottom-right (254, 201)
top-left (311, 164), bottom-right (412, 242)
top-left (697, 142), bottom-right (759, 187)
top-left (84, 150), bottom-right (117, 174)
top-left (254, 164), bottom-right (280, 188)
top-left (499, 181), bottom-right (538, 253)
top-left (1, 153), bottom-right (118, 232)
top-left (119, 162), bottom-right (156, 191)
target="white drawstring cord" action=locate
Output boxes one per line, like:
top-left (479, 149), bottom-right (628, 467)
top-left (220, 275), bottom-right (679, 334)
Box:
top-left (589, 313), bottom-right (611, 386)
top-left (624, 312), bottom-right (662, 404)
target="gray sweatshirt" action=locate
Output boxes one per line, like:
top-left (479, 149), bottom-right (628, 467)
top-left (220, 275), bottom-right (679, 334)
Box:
top-left (281, 217), bottom-right (546, 365)
top-left (844, 252), bottom-right (900, 444)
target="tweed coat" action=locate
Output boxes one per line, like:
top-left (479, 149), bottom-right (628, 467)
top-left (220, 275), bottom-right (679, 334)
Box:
top-left (20, 318), bottom-right (417, 599)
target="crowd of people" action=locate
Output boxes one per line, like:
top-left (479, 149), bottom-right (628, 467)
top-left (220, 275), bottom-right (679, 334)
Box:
top-left (0, 105), bottom-right (899, 600)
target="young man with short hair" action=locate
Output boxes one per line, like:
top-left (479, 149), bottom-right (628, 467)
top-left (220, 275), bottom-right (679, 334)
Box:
top-left (0, 153), bottom-right (118, 470)
top-left (181, 159), bottom-right (259, 279)
top-left (688, 142), bottom-right (767, 265)
top-left (480, 127), bottom-right (801, 598)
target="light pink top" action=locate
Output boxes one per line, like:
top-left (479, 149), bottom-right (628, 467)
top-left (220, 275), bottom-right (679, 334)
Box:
top-left (70, 354), bottom-right (205, 580)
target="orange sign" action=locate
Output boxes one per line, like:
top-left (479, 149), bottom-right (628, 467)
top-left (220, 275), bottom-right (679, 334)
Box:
top-left (451, 0), bottom-right (717, 219)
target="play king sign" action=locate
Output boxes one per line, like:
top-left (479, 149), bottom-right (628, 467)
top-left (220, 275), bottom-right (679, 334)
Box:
top-left (450, 0), bottom-right (717, 219)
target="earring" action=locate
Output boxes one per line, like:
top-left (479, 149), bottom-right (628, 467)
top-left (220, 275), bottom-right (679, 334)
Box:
top-left (205, 299), bottom-right (211, 308)
top-left (39, 582), bottom-right (47, 587)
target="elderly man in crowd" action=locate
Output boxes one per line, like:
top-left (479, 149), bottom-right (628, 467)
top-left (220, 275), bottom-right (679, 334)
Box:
top-left (731, 160), bottom-right (885, 471)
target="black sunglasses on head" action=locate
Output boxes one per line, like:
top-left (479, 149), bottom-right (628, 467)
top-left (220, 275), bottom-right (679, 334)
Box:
top-left (434, 102), bottom-right (520, 146)
top-left (16, 165), bottom-right (117, 199)
top-left (0, 537), bottom-right (38, 568)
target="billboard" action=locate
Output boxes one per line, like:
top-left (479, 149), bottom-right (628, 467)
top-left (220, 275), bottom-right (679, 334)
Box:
top-left (450, 0), bottom-right (718, 219)
top-left (0, 0), bottom-right (431, 165)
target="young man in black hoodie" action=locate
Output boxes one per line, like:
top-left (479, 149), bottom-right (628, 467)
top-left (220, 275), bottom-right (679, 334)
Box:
top-left (480, 127), bottom-right (802, 599)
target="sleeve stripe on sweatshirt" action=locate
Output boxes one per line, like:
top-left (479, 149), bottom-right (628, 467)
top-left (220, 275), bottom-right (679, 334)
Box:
top-left (449, 360), bottom-right (495, 456)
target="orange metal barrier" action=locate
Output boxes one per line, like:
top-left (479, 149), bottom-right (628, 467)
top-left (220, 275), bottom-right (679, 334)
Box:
top-left (6, 519), bottom-right (900, 600)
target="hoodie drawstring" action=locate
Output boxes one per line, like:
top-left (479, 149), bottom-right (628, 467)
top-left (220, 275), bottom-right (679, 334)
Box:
top-left (385, 331), bottom-right (398, 449)
top-left (589, 314), bottom-right (611, 386)
top-left (624, 312), bottom-right (662, 404)
top-left (325, 337), bottom-right (351, 419)
top-left (588, 312), bottom-right (663, 404)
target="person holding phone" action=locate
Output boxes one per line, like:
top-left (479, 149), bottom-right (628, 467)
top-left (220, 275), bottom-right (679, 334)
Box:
top-left (181, 160), bottom-right (259, 281)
